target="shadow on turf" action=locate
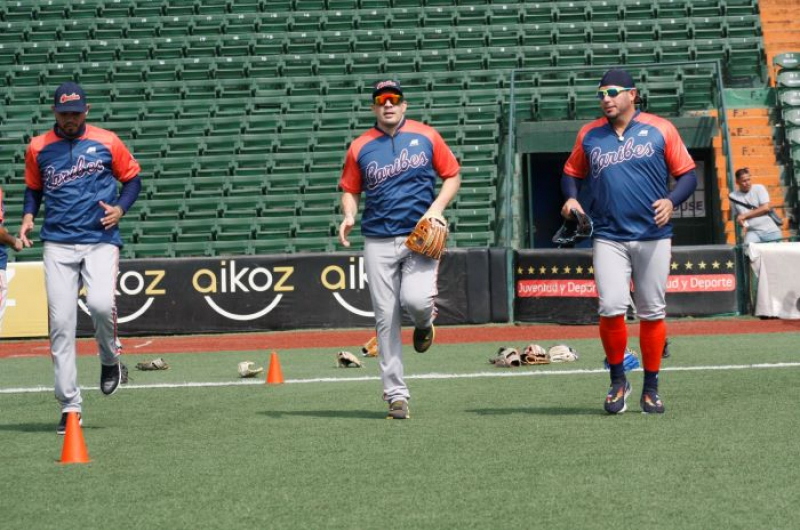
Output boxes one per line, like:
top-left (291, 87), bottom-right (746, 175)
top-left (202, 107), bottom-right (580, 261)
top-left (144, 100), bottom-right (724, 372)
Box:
top-left (0, 423), bottom-right (106, 433)
top-left (259, 410), bottom-right (382, 419)
top-left (468, 406), bottom-right (600, 416)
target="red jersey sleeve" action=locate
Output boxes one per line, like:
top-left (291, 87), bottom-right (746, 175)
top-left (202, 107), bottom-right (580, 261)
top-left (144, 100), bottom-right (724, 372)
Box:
top-left (339, 145), bottom-right (362, 194)
top-left (662, 121), bottom-right (696, 177)
top-left (110, 134), bottom-right (141, 182)
top-left (24, 143), bottom-right (43, 191)
top-left (563, 124), bottom-right (593, 179)
top-left (431, 130), bottom-right (460, 179)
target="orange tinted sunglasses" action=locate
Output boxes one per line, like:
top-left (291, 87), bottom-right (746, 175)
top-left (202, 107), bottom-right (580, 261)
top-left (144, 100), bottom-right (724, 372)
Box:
top-left (373, 93), bottom-right (404, 105)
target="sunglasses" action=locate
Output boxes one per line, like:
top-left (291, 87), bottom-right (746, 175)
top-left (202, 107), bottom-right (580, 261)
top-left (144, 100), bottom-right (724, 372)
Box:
top-left (596, 87), bottom-right (634, 99)
top-left (373, 93), bottom-right (404, 106)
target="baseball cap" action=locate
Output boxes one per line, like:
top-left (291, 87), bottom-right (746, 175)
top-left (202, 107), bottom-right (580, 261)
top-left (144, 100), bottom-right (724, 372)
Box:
top-left (53, 81), bottom-right (87, 113)
top-left (598, 68), bottom-right (636, 89)
top-left (371, 79), bottom-right (403, 99)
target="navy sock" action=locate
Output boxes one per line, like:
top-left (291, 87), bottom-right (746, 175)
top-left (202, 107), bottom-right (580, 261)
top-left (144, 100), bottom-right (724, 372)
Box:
top-left (609, 363), bottom-right (626, 385)
top-left (644, 370), bottom-right (659, 393)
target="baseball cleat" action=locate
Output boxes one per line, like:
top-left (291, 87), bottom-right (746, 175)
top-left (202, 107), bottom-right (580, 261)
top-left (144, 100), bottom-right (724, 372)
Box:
top-left (413, 325), bottom-right (435, 353)
top-left (640, 390), bottom-right (665, 414)
top-left (604, 380), bottom-right (632, 415)
top-left (100, 361), bottom-right (123, 396)
top-left (386, 400), bottom-right (410, 420)
top-left (662, 339), bottom-right (671, 359)
top-left (57, 412), bottom-right (82, 435)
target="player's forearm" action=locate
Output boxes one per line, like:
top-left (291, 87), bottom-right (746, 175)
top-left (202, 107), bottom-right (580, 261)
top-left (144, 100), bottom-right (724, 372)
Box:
top-left (117, 175), bottom-right (142, 213)
top-left (0, 227), bottom-right (18, 248)
top-left (341, 192), bottom-right (359, 220)
top-left (430, 174), bottom-right (461, 213)
top-left (666, 169), bottom-right (697, 207)
top-left (561, 174), bottom-right (580, 200)
top-left (23, 187), bottom-right (43, 217)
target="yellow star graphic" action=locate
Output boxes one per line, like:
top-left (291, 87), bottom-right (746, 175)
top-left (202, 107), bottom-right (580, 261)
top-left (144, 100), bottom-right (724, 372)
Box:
top-left (528, 266), bottom-right (534, 274)
top-left (539, 266), bottom-right (547, 274)
top-left (588, 266), bottom-right (594, 275)
top-left (563, 266), bottom-right (571, 274)
top-left (671, 261), bottom-right (679, 270)
top-left (699, 261), bottom-right (707, 270)
top-left (517, 267), bottom-right (523, 275)
top-left (576, 266), bottom-right (583, 274)
top-left (551, 266), bottom-right (559, 274)
top-left (726, 260), bottom-right (734, 269)
top-left (685, 261), bottom-right (693, 270)
top-left (712, 261), bottom-right (720, 269)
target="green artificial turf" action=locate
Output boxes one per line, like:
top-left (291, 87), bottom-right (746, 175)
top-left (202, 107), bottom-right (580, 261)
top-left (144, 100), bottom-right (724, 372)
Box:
top-left (1, 332), bottom-right (799, 530)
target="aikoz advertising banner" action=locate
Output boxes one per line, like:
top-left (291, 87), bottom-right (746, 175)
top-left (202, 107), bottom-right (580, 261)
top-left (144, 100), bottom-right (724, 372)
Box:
top-left (76, 250), bottom-right (488, 336)
top-left (515, 246), bottom-right (738, 324)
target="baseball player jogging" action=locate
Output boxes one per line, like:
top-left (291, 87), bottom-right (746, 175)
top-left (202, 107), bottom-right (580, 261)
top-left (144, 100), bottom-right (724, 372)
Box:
top-left (20, 82), bottom-right (142, 434)
top-left (560, 69), bottom-right (697, 414)
top-left (338, 80), bottom-right (461, 419)
top-left (0, 187), bottom-right (24, 333)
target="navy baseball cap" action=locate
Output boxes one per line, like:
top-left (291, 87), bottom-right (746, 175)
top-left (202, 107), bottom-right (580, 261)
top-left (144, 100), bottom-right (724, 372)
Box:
top-left (598, 69), bottom-right (636, 88)
top-left (53, 82), bottom-right (87, 112)
top-left (371, 79), bottom-right (403, 99)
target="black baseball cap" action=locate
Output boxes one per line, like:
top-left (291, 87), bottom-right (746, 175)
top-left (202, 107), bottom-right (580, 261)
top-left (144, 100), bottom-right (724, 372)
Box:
top-left (598, 69), bottom-right (636, 89)
top-left (53, 81), bottom-right (87, 113)
top-left (371, 79), bottom-right (403, 99)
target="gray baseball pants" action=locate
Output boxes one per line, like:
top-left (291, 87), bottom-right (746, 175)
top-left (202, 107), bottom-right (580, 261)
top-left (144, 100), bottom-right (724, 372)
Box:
top-left (593, 238), bottom-right (672, 320)
top-left (44, 242), bottom-right (121, 413)
top-left (364, 236), bottom-right (439, 404)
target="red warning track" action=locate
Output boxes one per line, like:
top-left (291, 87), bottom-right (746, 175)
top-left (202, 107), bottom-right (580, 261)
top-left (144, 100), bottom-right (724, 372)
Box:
top-left (1, 318), bottom-right (798, 358)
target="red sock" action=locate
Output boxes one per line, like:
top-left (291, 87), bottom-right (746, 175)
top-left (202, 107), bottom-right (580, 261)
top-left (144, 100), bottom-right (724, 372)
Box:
top-left (639, 319), bottom-right (667, 372)
top-left (599, 315), bottom-right (627, 365)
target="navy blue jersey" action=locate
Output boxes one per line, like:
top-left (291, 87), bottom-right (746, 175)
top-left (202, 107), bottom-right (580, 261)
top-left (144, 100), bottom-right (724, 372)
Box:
top-left (564, 111), bottom-right (695, 241)
top-left (25, 124), bottom-right (140, 246)
top-left (340, 119), bottom-right (460, 237)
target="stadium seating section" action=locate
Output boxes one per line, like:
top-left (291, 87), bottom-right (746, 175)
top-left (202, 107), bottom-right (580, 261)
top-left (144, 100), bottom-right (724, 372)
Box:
top-left (0, 0), bottom-right (764, 259)
top-left (775, 52), bottom-right (800, 216)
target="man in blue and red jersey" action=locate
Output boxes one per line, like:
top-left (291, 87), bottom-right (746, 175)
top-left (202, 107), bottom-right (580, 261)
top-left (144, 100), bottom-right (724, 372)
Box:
top-left (560, 69), bottom-right (697, 415)
top-left (0, 188), bottom-right (24, 334)
top-left (338, 80), bottom-right (461, 419)
top-left (19, 82), bottom-right (142, 434)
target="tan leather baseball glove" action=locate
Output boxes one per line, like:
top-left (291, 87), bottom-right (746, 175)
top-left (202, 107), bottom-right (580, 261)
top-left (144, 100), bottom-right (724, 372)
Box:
top-left (405, 213), bottom-right (448, 260)
top-left (336, 351), bottom-right (363, 368)
top-left (521, 344), bottom-right (550, 365)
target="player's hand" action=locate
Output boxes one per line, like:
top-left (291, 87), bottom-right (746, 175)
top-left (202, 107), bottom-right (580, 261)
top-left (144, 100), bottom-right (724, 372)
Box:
top-left (99, 201), bottom-right (124, 230)
top-left (423, 207), bottom-right (443, 220)
top-left (18, 214), bottom-right (35, 248)
top-left (560, 199), bottom-right (584, 219)
top-left (652, 198), bottom-right (674, 228)
top-left (12, 237), bottom-right (23, 252)
top-left (338, 215), bottom-right (355, 247)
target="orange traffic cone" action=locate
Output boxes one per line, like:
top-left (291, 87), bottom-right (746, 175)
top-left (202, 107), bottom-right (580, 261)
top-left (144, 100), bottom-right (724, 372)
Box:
top-left (60, 412), bottom-right (91, 464)
top-left (266, 351), bottom-right (284, 384)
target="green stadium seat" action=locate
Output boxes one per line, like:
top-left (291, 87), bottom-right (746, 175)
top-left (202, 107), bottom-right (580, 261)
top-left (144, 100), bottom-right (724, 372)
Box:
top-left (251, 238), bottom-right (295, 255)
top-left (773, 53), bottom-right (799, 71)
top-left (778, 71), bottom-right (800, 90)
top-left (783, 109), bottom-right (800, 128)
top-left (173, 241), bottom-right (212, 257)
top-left (389, 10), bottom-right (421, 29)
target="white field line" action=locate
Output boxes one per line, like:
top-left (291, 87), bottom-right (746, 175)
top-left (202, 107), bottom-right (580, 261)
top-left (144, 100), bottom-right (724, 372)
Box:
top-left (2, 362), bottom-right (800, 395)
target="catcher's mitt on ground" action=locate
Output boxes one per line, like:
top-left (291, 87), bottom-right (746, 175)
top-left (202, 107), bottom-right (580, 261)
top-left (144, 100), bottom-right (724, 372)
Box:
top-left (135, 357), bottom-right (169, 371)
top-left (405, 213), bottom-right (448, 260)
top-left (548, 344), bottom-right (579, 363)
top-left (336, 351), bottom-right (363, 368)
top-left (521, 344), bottom-right (550, 365)
top-left (238, 361), bottom-right (264, 378)
top-left (489, 347), bottom-right (521, 368)
top-left (361, 336), bottom-right (379, 357)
